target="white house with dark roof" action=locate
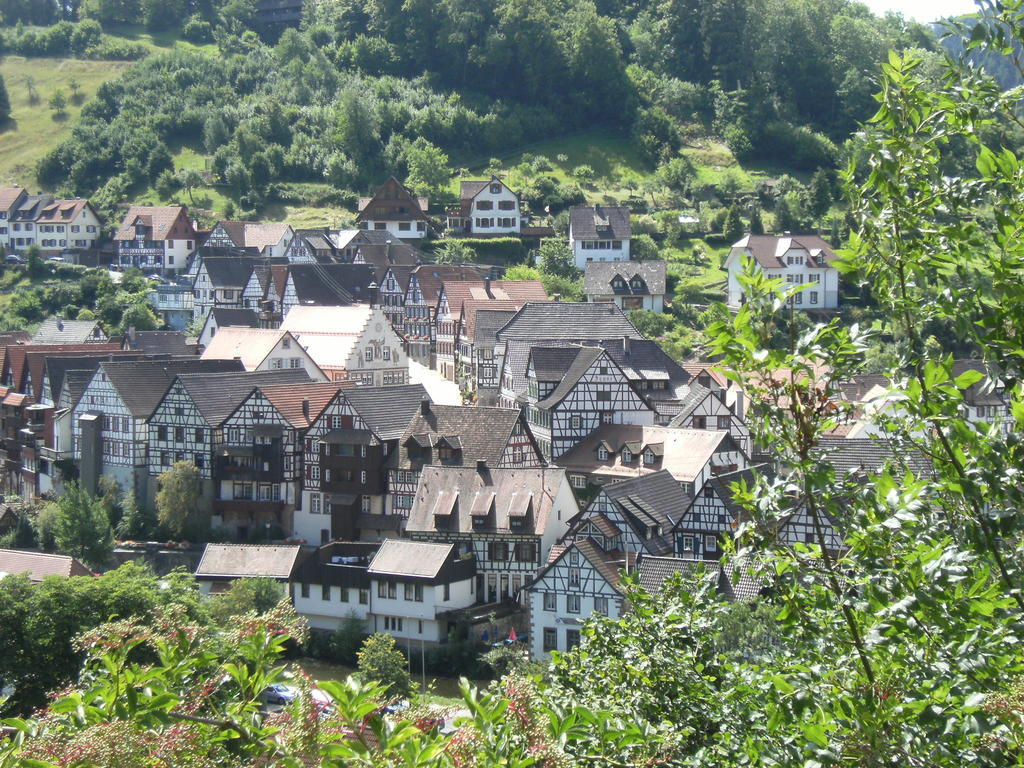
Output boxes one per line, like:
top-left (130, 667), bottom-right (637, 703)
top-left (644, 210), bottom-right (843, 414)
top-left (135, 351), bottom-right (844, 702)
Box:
top-left (526, 536), bottom-right (634, 659)
top-left (194, 543), bottom-right (303, 594)
top-left (192, 257), bottom-right (262, 321)
top-left (725, 234), bottom-right (840, 309)
top-left (356, 177), bottom-right (431, 240)
top-left (568, 205), bottom-right (631, 270)
top-left (584, 260), bottom-right (666, 312)
top-left (405, 466), bottom-right (577, 603)
top-left (447, 177), bottom-right (525, 236)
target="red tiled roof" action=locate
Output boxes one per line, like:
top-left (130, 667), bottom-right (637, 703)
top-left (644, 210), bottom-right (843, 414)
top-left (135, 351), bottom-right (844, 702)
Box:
top-left (35, 199), bottom-right (90, 224)
top-left (491, 280), bottom-right (548, 303)
top-left (0, 548), bottom-right (91, 580)
top-left (0, 187), bottom-right (25, 212)
top-left (114, 206), bottom-right (195, 242)
top-left (460, 299), bottom-right (520, 340)
top-left (4, 343), bottom-right (121, 394)
top-left (261, 381), bottom-right (351, 429)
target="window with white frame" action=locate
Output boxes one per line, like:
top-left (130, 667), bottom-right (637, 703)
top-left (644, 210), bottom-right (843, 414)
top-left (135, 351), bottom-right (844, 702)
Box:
top-left (567, 594), bottom-right (581, 613)
top-left (543, 592), bottom-right (556, 611)
top-left (594, 596), bottom-right (608, 616)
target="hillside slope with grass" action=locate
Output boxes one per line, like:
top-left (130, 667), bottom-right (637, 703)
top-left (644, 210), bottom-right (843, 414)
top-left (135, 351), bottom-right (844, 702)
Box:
top-left (0, 56), bottom-right (132, 187)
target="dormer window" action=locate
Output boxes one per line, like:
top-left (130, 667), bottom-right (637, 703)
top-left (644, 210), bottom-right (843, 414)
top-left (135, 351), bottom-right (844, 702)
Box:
top-left (621, 448), bottom-right (633, 463)
top-left (643, 449), bottom-right (656, 465)
top-left (612, 278), bottom-right (625, 289)
top-left (597, 445), bottom-right (609, 461)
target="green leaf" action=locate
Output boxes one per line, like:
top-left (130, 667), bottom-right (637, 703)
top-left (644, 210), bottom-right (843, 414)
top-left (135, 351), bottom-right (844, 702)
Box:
top-left (772, 675), bottom-right (795, 695)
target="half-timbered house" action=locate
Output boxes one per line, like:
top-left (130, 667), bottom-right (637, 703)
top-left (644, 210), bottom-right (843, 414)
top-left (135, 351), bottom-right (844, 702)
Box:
top-left (526, 537), bottom-right (635, 659)
top-left (495, 302), bottom-right (643, 407)
top-left (145, 369), bottom-right (311, 514)
top-left (385, 401), bottom-right (545, 518)
top-left (556, 424), bottom-right (748, 495)
top-left (405, 466), bottom-right (577, 603)
top-left (114, 206), bottom-right (197, 276)
top-left (198, 307), bottom-right (259, 349)
top-left (192, 257), bottom-right (262, 322)
top-left (298, 384), bottom-right (428, 544)
top-left (404, 265), bottom-right (493, 366)
top-left (521, 345), bottom-right (656, 461)
top-left (72, 358), bottom-right (244, 500)
top-left (214, 381), bottom-right (344, 540)
top-left (666, 382), bottom-right (751, 453)
top-left (204, 221), bottom-right (293, 259)
top-left (283, 229), bottom-right (338, 263)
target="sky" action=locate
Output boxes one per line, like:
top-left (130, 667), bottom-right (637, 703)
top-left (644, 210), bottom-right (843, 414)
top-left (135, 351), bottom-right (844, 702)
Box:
top-left (860, 0), bottom-right (978, 22)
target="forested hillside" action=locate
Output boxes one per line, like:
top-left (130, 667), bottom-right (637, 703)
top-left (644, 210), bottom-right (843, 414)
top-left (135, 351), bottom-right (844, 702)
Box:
top-left (0, 0), bottom-right (942, 221)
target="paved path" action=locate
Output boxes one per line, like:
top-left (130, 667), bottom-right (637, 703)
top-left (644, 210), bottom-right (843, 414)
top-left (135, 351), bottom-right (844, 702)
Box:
top-left (408, 361), bottom-right (461, 405)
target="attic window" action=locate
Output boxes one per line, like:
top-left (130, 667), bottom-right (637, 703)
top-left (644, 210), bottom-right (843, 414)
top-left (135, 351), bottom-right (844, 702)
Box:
top-left (597, 445), bottom-right (609, 461)
top-left (490, 183), bottom-right (501, 194)
top-left (621, 448), bottom-right (633, 463)
top-left (643, 449), bottom-right (656, 465)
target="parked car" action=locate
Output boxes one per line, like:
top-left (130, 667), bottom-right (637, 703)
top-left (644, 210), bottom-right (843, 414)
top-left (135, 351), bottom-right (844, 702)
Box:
top-left (260, 684), bottom-right (334, 716)
top-left (47, 256), bottom-right (65, 262)
top-left (4, 255), bottom-right (24, 265)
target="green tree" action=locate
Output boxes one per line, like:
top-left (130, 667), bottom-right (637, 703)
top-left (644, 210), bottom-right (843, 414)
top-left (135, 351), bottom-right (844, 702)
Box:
top-left (115, 490), bottom-right (157, 540)
top-left (208, 578), bottom-right (284, 624)
top-left (404, 137), bottom-right (450, 199)
top-left (203, 114), bottom-right (230, 154)
top-left (67, 76), bottom-right (81, 104)
top-left (155, 460), bottom-right (206, 540)
top-left (177, 168), bottom-right (204, 206)
top-left (631, 233), bottom-right (660, 262)
top-left (503, 264), bottom-right (542, 281)
top-left (536, 238), bottom-right (579, 280)
top-left (0, 73), bottom-right (10, 124)
top-left (808, 167), bottom-right (833, 220)
top-left (52, 482), bottom-right (114, 570)
top-left (48, 89), bottom-right (67, 116)
top-left (722, 202), bottom-right (744, 242)
top-left (773, 195), bottom-right (798, 233)
top-left (433, 239), bottom-right (476, 264)
top-left (357, 632), bottom-right (411, 699)
top-left (748, 205), bottom-right (764, 234)
top-left (26, 243), bottom-right (46, 278)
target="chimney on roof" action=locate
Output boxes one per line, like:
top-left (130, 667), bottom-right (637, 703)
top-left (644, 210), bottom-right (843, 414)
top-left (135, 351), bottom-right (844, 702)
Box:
top-left (420, 398), bottom-right (430, 416)
top-left (367, 280), bottom-right (379, 307)
top-left (302, 398), bottom-right (310, 420)
top-left (56, 314), bottom-right (63, 332)
top-left (623, 335), bottom-right (630, 355)
top-left (484, 276), bottom-right (491, 297)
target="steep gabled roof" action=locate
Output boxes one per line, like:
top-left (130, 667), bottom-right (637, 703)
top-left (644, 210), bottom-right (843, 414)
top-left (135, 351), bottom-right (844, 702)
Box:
top-left (195, 544), bottom-right (302, 580)
top-left (260, 381), bottom-right (349, 429)
top-left (40, 351), bottom-right (143, 403)
top-left (413, 264), bottom-right (492, 303)
top-left (35, 198), bottom-right (92, 225)
top-left (604, 469), bottom-right (690, 552)
top-left (342, 384), bottom-right (430, 440)
top-left (535, 346), bottom-right (608, 409)
top-left (635, 555), bottom-right (720, 596)
top-left (6, 343), bottom-right (121, 393)
top-left (100, 358), bottom-right (245, 419)
top-left (584, 260), bottom-right (667, 296)
top-left (287, 264), bottom-right (361, 305)
top-left (114, 205), bottom-right (193, 241)
top-left (569, 205), bottom-right (631, 240)
top-left (812, 438), bottom-right (931, 476)
top-left (394, 404), bottom-right (529, 469)
top-left (356, 176), bottom-right (429, 217)
top-left (0, 187), bottom-right (26, 213)
top-left (201, 257), bottom-right (261, 288)
top-left (173, 369), bottom-right (311, 426)
top-left (460, 299), bottom-right (520, 340)
top-left (473, 308), bottom-right (517, 350)
top-left (532, 537), bottom-right (635, 595)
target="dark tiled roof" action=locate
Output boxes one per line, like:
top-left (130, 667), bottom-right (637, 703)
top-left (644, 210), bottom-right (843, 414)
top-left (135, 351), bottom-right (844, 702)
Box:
top-left (175, 369), bottom-right (311, 426)
top-left (635, 555), bottom-right (716, 596)
top-left (342, 384), bottom-right (429, 440)
top-left (195, 544), bottom-right (302, 580)
top-left (288, 264), bottom-right (360, 304)
top-left (32, 318), bottom-right (105, 345)
top-left (533, 538), bottom-right (634, 595)
top-left (603, 469), bottom-right (691, 553)
top-left (101, 358), bottom-right (245, 419)
top-left (63, 369), bottom-right (98, 408)
top-left (473, 309), bottom-right (517, 349)
top-left (394, 404), bottom-right (526, 469)
top-left (536, 347), bottom-right (607, 409)
top-left (730, 234), bottom-right (838, 269)
top-left (497, 302), bottom-right (642, 341)
top-left (211, 308), bottom-right (259, 329)
top-left (367, 540), bottom-right (457, 579)
top-left (6, 343), bottom-right (121, 393)
top-left (569, 205), bottom-right (631, 240)
top-left (44, 353), bottom-right (143, 404)
top-left (812, 438), bottom-right (931, 476)
top-left (202, 257), bottom-right (261, 288)
top-left (696, 465), bottom-right (775, 521)
top-left (584, 260), bottom-right (666, 296)
top-left (529, 346), bottom-right (583, 381)
top-left (124, 331), bottom-right (195, 356)
top-left (666, 383), bottom-right (715, 424)
top-left (0, 548), bottom-right (91, 580)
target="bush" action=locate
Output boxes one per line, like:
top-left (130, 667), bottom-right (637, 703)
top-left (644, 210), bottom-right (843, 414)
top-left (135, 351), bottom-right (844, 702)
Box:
top-left (759, 121), bottom-right (839, 171)
top-left (456, 237), bottom-right (528, 265)
top-left (357, 633), bottom-right (411, 699)
top-left (182, 16), bottom-right (213, 43)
